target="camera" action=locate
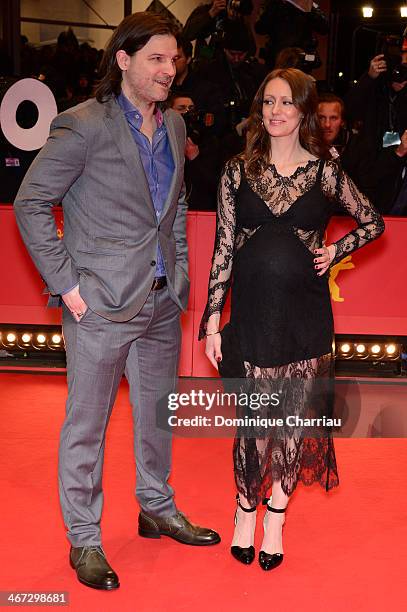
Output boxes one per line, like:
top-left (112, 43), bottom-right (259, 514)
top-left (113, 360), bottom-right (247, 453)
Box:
top-left (297, 47), bottom-right (322, 73)
top-left (377, 32), bottom-right (407, 83)
top-left (390, 62), bottom-right (407, 83)
top-left (223, 99), bottom-right (249, 130)
top-left (215, 0), bottom-right (253, 33)
top-left (182, 109), bottom-right (215, 146)
top-left (226, 0), bottom-right (253, 19)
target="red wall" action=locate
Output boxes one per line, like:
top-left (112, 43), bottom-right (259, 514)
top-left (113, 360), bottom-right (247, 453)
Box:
top-left (1, 206), bottom-right (406, 376)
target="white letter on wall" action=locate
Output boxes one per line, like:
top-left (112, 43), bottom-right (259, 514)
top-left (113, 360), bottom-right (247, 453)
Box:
top-left (0, 78), bottom-right (57, 151)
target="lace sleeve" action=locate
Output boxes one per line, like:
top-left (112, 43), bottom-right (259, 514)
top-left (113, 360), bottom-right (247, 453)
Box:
top-left (198, 158), bottom-right (240, 339)
top-left (322, 160), bottom-right (385, 266)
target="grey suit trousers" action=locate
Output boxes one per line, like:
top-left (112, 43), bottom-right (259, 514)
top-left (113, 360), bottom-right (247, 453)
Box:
top-left (59, 285), bottom-right (181, 547)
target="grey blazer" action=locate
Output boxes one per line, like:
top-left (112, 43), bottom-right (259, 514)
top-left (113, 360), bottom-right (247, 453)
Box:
top-left (14, 96), bottom-right (190, 322)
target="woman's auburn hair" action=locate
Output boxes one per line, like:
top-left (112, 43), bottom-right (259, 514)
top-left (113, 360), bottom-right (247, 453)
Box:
top-left (243, 68), bottom-right (330, 177)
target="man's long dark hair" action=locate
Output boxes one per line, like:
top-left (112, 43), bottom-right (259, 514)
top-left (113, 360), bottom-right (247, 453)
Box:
top-left (94, 12), bottom-right (179, 103)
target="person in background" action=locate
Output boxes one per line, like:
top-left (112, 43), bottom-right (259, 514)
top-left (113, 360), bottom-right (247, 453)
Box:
top-left (183, 1), bottom-right (226, 57)
top-left (169, 91), bottom-right (221, 210)
top-left (194, 19), bottom-right (266, 156)
top-left (318, 93), bottom-right (346, 157)
top-left (170, 93), bottom-right (196, 115)
top-left (275, 46), bottom-right (308, 70)
top-left (172, 35), bottom-right (225, 133)
top-left (318, 92), bottom-right (358, 215)
top-left (255, 0), bottom-right (328, 70)
top-left (183, 0), bottom-right (254, 62)
top-left (274, 45), bottom-right (322, 76)
top-left (345, 52), bottom-right (407, 214)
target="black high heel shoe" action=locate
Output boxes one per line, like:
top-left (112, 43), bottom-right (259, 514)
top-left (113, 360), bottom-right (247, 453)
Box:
top-left (231, 494), bottom-right (256, 565)
top-left (258, 499), bottom-right (286, 571)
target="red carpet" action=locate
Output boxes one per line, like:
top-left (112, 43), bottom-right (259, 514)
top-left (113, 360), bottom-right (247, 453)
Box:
top-left (0, 373), bottom-right (406, 611)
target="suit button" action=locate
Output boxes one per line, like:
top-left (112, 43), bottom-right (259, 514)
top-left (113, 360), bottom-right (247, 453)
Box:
top-left (150, 260), bottom-right (156, 266)
top-left (158, 225), bottom-right (160, 231)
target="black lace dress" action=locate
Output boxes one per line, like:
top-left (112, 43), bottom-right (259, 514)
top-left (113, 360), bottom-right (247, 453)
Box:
top-left (199, 157), bottom-right (384, 506)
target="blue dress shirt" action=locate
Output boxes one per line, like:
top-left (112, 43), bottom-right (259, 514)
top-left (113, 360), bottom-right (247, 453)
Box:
top-left (117, 91), bottom-right (175, 277)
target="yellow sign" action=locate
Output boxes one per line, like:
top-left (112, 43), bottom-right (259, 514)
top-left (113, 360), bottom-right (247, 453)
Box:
top-left (329, 256), bottom-right (355, 302)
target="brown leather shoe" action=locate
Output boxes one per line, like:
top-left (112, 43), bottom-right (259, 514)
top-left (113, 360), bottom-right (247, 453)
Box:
top-left (138, 510), bottom-right (221, 546)
top-left (70, 546), bottom-right (120, 590)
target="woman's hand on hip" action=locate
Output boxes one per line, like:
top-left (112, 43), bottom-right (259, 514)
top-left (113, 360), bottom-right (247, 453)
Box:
top-left (313, 244), bottom-right (336, 276)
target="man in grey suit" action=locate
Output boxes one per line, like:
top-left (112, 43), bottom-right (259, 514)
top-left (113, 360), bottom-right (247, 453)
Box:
top-left (14, 12), bottom-right (220, 591)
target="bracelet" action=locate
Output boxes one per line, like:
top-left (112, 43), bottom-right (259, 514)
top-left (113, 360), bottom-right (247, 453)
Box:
top-left (206, 331), bottom-right (220, 336)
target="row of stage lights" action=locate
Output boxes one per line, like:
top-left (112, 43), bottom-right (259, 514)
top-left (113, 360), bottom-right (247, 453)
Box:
top-left (362, 6), bottom-right (407, 18)
top-left (0, 329), bottom-right (64, 351)
top-left (0, 329), bottom-right (403, 364)
top-left (336, 341), bottom-right (400, 361)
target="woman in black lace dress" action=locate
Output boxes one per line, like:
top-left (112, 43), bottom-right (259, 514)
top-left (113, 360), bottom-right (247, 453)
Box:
top-left (199, 68), bottom-right (384, 571)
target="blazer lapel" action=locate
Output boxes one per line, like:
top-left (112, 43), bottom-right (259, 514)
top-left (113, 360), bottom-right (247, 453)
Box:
top-left (103, 97), bottom-right (156, 218)
top-left (161, 111), bottom-right (181, 218)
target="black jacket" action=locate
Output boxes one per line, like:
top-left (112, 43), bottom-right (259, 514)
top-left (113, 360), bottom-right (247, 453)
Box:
top-left (183, 6), bottom-right (255, 61)
top-left (255, 0), bottom-right (329, 68)
top-left (193, 53), bottom-right (267, 130)
top-left (344, 73), bottom-right (407, 213)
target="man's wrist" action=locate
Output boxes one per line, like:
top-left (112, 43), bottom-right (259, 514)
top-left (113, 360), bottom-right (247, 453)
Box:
top-left (61, 283), bottom-right (79, 296)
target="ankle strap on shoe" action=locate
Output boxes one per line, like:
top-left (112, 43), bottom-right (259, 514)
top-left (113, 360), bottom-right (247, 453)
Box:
top-left (262, 498), bottom-right (286, 513)
top-left (236, 493), bottom-right (256, 513)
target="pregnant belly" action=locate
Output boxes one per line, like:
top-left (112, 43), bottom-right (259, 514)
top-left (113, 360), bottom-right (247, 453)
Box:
top-left (230, 227), bottom-right (332, 365)
top-left (234, 226), bottom-right (315, 291)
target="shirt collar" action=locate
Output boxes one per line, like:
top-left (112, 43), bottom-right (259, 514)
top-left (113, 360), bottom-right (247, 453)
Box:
top-left (117, 91), bottom-right (164, 129)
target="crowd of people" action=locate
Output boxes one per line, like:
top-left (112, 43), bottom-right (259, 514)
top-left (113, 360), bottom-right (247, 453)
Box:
top-left (177, 1), bottom-right (407, 214)
top-left (1, 0), bottom-right (406, 212)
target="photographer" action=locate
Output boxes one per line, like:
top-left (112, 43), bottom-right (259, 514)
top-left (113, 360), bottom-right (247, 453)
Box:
top-left (345, 51), bottom-right (407, 214)
top-left (183, 0), bottom-right (254, 61)
top-left (169, 92), bottom-right (221, 210)
top-left (183, 0), bottom-right (227, 43)
top-left (317, 93), bottom-right (366, 214)
top-left (172, 35), bottom-right (225, 133)
top-left (194, 19), bottom-right (266, 137)
top-left (255, 0), bottom-right (328, 69)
